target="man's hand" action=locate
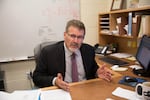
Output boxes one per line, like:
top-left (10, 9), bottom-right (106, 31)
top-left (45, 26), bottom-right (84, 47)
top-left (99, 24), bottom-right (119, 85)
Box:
top-left (97, 64), bottom-right (112, 81)
top-left (55, 73), bottom-right (70, 91)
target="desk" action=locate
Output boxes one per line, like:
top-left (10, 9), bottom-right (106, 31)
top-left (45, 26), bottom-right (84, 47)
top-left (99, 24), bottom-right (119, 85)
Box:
top-left (41, 56), bottom-right (150, 100)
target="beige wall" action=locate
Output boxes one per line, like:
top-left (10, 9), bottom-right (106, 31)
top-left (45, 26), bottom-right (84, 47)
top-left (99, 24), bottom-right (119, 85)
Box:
top-left (1, 60), bottom-right (35, 92)
top-left (81, 0), bottom-right (111, 46)
top-left (0, 0), bottom-right (111, 92)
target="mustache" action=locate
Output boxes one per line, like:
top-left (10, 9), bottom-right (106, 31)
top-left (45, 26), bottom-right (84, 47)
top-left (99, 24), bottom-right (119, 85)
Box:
top-left (70, 42), bottom-right (79, 47)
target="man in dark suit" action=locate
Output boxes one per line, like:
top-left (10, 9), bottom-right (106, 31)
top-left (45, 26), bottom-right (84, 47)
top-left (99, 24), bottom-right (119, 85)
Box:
top-left (33, 19), bottom-right (112, 91)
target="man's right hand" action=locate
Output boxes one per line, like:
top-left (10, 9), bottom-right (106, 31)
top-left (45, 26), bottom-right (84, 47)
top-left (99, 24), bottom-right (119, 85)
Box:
top-left (55, 73), bottom-right (70, 92)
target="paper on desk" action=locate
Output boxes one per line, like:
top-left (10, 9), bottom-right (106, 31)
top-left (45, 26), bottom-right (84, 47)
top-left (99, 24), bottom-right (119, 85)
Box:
top-left (11, 90), bottom-right (40, 100)
top-left (110, 53), bottom-right (132, 58)
top-left (0, 89), bottom-right (40, 100)
top-left (0, 89), bottom-right (71, 100)
top-left (112, 87), bottom-right (140, 100)
top-left (0, 91), bottom-right (11, 100)
top-left (125, 56), bottom-right (136, 61)
top-left (40, 89), bottom-right (72, 100)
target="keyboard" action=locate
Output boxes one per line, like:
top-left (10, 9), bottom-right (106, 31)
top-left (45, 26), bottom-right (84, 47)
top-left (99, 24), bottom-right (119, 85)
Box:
top-left (99, 56), bottom-right (129, 66)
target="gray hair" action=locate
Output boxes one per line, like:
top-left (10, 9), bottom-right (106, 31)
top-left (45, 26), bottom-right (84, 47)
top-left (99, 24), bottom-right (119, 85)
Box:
top-left (65, 19), bottom-right (86, 35)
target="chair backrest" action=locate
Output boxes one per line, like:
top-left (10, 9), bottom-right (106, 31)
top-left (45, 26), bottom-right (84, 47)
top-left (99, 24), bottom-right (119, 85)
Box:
top-left (28, 41), bottom-right (57, 89)
top-left (34, 41), bottom-right (57, 64)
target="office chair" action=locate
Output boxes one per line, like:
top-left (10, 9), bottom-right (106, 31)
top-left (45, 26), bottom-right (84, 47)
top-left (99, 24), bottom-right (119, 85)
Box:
top-left (29, 41), bottom-right (57, 89)
top-left (34, 41), bottom-right (57, 64)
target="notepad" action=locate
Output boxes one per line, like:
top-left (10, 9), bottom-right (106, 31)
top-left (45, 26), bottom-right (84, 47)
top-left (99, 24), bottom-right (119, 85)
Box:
top-left (112, 87), bottom-right (138, 100)
top-left (0, 90), bottom-right (40, 100)
top-left (40, 89), bottom-right (71, 100)
top-left (0, 89), bottom-right (72, 100)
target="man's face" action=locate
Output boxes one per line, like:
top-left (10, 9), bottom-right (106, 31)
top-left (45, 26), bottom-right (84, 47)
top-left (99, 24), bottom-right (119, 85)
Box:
top-left (64, 26), bottom-right (85, 52)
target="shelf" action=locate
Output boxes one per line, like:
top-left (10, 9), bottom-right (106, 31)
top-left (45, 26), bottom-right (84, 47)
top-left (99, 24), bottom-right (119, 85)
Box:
top-left (100, 33), bottom-right (135, 39)
top-left (99, 15), bottom-right (110, 30)
top-left (100, 26), bottom-right (110, 28)
top-left (100, 22), bottom-right (109, 24)
top-left (98, 6), bottom-right (150, 55)
top-left (99, 6), bottom-right (150, 15)
top-left (100, 18), bottom-right (109, 20)
top-left (110, 6), bottom-right (150, 14)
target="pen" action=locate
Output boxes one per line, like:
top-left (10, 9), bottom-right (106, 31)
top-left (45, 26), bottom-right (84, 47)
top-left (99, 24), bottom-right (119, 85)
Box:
top-left (38, 93), bottom-right (41, 100)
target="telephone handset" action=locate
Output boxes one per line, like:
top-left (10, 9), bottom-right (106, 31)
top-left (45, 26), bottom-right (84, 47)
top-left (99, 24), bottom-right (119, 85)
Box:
top-left (100, 46), bottom-right (108, 54)
top-left (94, 44), bottom-right (108, 55)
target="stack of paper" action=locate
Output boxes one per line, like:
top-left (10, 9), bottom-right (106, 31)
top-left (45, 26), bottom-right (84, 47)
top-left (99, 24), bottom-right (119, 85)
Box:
top-left (112, 87), bottom-right (140, 100)
top-left (110, 53), bottom-right (132, 58)
top-left (40, 89), bottom-right (72, 100)
top-left (0, 89), bottom-right (72, 100)
top-left (0, 90), bottom-right (40, 100)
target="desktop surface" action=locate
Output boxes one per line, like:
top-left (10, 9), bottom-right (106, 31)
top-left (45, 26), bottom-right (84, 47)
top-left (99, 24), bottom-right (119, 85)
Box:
top-left (41, 56), bottom-right (150, 100)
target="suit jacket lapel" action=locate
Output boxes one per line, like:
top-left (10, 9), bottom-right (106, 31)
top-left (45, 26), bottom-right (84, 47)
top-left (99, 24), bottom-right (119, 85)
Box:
top-left (57, 41), bottom-right (66, 77)
top-left (80, 45), bottom-right (88, 75)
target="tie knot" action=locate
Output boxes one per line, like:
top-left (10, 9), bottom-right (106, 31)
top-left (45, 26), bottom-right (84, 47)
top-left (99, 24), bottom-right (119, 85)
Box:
top-left (71, 53), bottom-right (76, 58)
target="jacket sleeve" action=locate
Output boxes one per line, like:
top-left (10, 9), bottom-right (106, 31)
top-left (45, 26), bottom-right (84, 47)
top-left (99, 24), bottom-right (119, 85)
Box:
top-left (33, 47), bottom-right (55, 88)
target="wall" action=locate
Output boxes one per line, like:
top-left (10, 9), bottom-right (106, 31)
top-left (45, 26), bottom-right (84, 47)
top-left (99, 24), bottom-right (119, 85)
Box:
top-left (1, 60), bottom-right (35, 92)
top-left (0, 0), bottom-right (110, 92)
top-left (0, 0), bottom-right (80, 60)
top-left (81, 0), bottom-right (110, 46)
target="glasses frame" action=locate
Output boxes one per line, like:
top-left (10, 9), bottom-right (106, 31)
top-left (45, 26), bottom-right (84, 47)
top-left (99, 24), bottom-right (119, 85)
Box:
top-left (67, 33), bottom-right (84, 40)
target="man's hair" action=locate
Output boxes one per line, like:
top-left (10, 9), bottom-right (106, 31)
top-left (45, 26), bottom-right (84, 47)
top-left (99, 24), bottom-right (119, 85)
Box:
top-left (65, 19), bottom-right (86, 34)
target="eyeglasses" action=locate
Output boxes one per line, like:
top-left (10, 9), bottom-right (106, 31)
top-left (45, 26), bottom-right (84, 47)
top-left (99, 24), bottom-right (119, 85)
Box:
top-left (67, 33), bottom-right (84, 40)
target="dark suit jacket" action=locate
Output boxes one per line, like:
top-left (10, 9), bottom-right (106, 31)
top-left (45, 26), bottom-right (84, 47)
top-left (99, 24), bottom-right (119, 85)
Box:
top-left (33, 41), bottom-right (98, 88)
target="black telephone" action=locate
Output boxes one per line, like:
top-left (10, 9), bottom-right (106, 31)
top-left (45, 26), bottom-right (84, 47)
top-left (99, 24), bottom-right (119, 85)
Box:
top-left (94, 44), bottom-right (108, 55)
top-left (94, 43), bottom-right (118, 55)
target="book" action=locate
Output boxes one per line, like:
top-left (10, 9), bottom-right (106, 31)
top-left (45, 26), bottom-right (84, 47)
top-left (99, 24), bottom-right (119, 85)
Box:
top-left (128, 12), bottom-right (133, 36)
top-left (139, 0), bottom-right (150, 7)
top-left (132, 15), bottom-right (141, 37)
top-left (143, 16), bottom-right (150, 36)
top-left (138, 16), bottom-right (145, 37)
top-left (138, 15), bottom-right (150, 37)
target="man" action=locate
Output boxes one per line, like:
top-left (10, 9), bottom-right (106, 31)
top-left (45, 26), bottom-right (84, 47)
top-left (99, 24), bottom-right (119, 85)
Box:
top-left (33, 19), bottom-right (112, 91)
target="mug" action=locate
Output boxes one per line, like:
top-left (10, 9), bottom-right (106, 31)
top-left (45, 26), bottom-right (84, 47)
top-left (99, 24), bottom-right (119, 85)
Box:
top-left (135, 82), bottom-right (150, 100)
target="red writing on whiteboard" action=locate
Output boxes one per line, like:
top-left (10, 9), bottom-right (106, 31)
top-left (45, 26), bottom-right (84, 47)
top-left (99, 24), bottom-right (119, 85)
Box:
top-left (42, 6), bottom-right (79, 19)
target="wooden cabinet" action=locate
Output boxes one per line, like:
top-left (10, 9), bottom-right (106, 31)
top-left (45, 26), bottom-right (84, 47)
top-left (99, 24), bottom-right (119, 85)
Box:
top-left (98, 6), bottom-right (150, 55)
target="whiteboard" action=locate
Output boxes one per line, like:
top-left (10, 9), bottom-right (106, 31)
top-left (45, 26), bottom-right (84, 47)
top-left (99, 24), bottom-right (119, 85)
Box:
top-left (0, 0), bottom-right (80, 61)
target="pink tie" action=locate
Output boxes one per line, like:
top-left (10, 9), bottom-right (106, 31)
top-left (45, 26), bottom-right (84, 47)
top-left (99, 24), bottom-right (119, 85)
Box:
top-left (71, 53), bottom-right (78, 82)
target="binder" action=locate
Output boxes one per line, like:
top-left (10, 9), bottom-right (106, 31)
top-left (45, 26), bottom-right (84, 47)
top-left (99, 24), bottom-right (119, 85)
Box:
top-left (132, 15), bottom-right (142, 37)
top-left (128, 12), bottom-right (132, 36)
top-left (138, 15), bottom-right (150, 37)
top-left (143, 16), bottom-right (150, 36)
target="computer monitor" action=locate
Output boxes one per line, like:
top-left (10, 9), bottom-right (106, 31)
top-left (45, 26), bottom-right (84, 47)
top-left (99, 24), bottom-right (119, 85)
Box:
top-left (134, 35), bottom-right (150, 77)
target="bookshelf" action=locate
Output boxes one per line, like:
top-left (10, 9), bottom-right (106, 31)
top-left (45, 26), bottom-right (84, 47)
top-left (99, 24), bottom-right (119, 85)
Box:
top-left (98, 6), bottom-right (150, 55)
top-left (99, 14), bottom-right (110, 31)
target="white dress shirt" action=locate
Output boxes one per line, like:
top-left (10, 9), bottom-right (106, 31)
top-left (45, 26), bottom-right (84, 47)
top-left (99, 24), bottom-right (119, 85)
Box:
top-left (52, 43), bottom-right (86, 85)
top-left (64, 43), bottom-right (86, 83)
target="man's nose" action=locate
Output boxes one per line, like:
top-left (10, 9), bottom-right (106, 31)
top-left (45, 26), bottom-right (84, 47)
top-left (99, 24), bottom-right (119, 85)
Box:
top-left (73, 37), bottom-right (79, 42)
